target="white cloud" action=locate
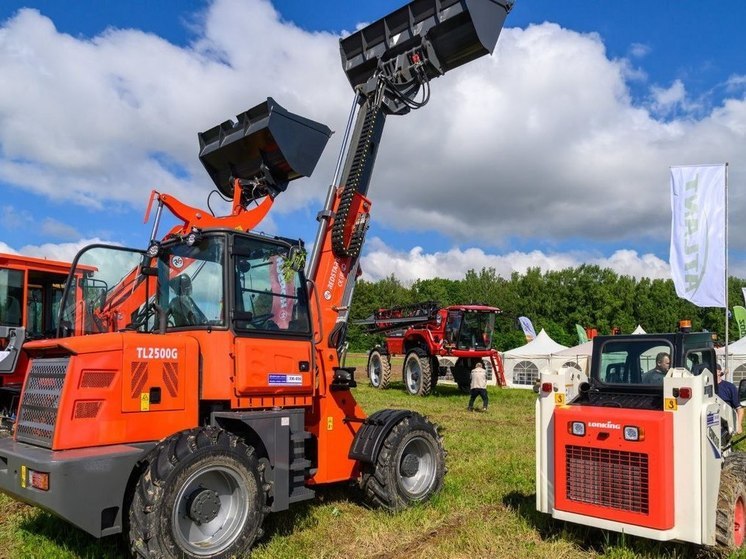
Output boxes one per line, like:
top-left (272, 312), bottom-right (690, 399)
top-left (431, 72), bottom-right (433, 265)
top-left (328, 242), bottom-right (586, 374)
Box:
top-left (16, 238), bottom-right (109, 263)
top-left (1, 0), bottom-right (746, 268)
top-left (40, 218), bottom-right (80, 240)
top-left (360, 237), bottom-right (670, 284)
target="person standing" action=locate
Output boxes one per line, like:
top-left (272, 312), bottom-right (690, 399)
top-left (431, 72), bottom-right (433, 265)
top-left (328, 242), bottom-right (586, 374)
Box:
top-left (467, 361), bottom-right (488, 412)
top-left (717, 364), bottom-right (744, 435)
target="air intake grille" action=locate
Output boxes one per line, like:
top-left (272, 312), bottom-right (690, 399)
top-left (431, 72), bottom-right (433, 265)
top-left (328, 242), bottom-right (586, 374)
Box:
top-left (565, 445), bottom-right (649, 514)
top-left (16, 357), bottom-right (69, 448)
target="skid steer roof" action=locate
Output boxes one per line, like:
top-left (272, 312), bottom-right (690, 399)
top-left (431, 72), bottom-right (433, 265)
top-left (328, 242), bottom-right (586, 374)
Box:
top-left (198, 97), bottom-right (332, 198)
top-left (340, 0), bottom-right (513, 91)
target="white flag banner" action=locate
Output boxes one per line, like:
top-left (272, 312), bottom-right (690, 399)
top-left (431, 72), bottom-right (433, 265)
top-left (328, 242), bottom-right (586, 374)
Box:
top-left (742, 287), bottom-right (746, 306)
top-left (669, 164), bottom-right (726, 307)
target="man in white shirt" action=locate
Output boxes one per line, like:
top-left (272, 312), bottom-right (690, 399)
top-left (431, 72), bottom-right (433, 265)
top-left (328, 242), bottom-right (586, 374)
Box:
top-left (467, 361), bottom-right (488, 412)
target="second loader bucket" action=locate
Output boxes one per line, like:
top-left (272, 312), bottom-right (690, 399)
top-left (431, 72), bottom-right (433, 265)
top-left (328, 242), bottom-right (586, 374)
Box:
top-left (198, 98), bottom-right (332, 199)
top-left (340, 0), bottom-right (514, 91)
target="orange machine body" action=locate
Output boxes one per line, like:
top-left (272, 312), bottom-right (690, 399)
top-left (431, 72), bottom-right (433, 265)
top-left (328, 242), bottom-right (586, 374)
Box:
top-left (553, 405), bottom-right (675, 530)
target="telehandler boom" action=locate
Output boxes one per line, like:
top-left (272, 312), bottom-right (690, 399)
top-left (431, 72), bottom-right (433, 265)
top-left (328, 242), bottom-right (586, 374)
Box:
top-left (0, 1), bottom-right (514, 558)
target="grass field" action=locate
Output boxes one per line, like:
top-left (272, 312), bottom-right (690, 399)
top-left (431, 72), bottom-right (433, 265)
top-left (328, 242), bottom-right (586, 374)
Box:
top-left (0, 354), bottom-right (744, 558)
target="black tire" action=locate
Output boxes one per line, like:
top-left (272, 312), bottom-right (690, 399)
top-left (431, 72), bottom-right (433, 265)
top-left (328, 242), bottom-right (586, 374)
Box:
top-left (403, 348), bottom-right (433, 396)
top-left (360, 412), bottom-right (446, 511)
top-left (715, 468), bottom-right (746, 551)
top-left (368, 349), bottom-right (392, 389)
top-left (129, 426), bottom-right (268, 559)
top-left (452, 360), bottom-right (472, 394)
top-left (430, 357), bottom-right (440, 391)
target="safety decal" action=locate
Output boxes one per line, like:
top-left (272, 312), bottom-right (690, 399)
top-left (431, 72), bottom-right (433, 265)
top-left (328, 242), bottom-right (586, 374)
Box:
top-left (664, 397), bottom-right (678, 411)
top-left (268, 374), bottom-right (302, 385)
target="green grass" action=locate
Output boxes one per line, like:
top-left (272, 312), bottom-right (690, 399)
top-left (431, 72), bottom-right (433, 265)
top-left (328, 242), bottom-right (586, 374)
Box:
top-left (0, 354), bottom-right (744, 558)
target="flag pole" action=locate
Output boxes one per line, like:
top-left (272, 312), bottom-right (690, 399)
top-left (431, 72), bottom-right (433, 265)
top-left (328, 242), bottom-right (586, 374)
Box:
top-left (725, 162), bottom-right (730, 380)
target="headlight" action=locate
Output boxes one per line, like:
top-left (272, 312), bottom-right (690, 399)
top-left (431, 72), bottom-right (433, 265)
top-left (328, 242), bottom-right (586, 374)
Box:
top-left (623, 426), bottom-right (643, 441)
top-left (570, 421), bottom-right (585, 436)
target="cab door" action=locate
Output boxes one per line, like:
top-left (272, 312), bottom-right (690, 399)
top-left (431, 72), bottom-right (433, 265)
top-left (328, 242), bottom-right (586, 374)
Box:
top-left (231, 237), bottom-right (314, 398)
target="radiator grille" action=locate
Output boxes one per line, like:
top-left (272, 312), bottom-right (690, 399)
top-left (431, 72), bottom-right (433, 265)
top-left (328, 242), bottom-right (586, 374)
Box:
top-left (565, 445), bottom-right (649, 514)
top-left (16, 357), bottom-right (69, 448)
top-left (74, 400), bottom-right (103, 419)
top-left (80, 371), bottom-right (115, 388)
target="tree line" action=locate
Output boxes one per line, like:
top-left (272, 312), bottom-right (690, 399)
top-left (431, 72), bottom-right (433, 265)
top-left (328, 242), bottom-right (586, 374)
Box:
top-left (347, 265), bottom-right (746, 352)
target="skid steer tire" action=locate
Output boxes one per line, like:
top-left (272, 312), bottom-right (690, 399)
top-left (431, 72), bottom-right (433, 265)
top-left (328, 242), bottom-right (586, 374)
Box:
top-left (715, 469), bottom-right (746, 551)
top-left (403, 348), bottom-right (433, 396)
top-left (368, 349), bottom-right (392, 389)
top-left (129, 426), bottom-right (268, 559)
top-left (360, 412), bottom-right (446, 512)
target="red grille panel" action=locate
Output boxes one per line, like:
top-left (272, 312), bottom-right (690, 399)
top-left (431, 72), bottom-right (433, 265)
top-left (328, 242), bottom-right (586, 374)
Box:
top-left (74, 401), bottom-right (103, 419)
top-left (80, 371), bottom-right (115, 388)
top-left (565, 445), bottom-right (649, 514)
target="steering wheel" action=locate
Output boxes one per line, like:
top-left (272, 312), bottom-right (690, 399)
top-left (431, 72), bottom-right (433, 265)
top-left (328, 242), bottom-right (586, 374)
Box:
top-left (127, 303), bottom-right (156, 331)
top-left (249, 313), bottom-right (274, 328)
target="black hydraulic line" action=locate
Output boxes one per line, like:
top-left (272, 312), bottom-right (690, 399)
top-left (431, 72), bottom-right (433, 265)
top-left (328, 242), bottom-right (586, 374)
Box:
top-left (331, 98), bottom-right (387, 259)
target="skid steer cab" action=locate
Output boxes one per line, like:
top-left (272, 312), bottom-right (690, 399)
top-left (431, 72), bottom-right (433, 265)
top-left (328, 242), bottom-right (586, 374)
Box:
top-left (536, 330), bottom-right (746, 552)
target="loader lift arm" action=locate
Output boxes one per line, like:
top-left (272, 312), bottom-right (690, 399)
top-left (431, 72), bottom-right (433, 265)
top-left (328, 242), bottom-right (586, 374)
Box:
top-left (306, 0), bottom-right (514, 357)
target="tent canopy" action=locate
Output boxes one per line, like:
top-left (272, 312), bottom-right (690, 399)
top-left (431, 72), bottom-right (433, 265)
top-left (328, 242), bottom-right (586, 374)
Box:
top-left (552, 340), bottom-right (593, 358)
top-left (504, 329), bottom-right (568, 357)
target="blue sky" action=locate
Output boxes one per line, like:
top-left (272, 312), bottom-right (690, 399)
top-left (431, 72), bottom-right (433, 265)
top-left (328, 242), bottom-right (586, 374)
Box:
top-left (1, 0), bottom-right (745, 283)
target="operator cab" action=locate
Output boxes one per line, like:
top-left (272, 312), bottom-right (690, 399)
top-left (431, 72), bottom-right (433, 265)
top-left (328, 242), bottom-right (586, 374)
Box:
top-left (58, 231), bottom-right (311, 339)
top-left (572, 332), bottom-right (718, 410)
top-left (444, 306), bottom-right (499, 350)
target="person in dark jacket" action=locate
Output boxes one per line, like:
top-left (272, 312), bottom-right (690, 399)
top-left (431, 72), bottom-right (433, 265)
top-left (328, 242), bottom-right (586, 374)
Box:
top-left (717, 363), bottom-right (744, 435)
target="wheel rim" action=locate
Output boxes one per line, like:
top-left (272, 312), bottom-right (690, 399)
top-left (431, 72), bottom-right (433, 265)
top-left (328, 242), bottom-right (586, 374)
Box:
top-left (405, 356), bottom-right (422, 394)
top-left (172, 464), bottom-right (250, 556)
top-left (735, 495), bottom-right (746, 547)
top-left (369, 354), bottom-right (382, 387)
top-left (397, 435), bottom-right (436, 499)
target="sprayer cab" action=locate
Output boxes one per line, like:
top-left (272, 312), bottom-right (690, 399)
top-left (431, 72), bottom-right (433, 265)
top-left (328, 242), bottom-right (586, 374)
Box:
top-left (198, 97), bottom-right (332, 204)
top-left (340, 0), bottom-right (513, 114)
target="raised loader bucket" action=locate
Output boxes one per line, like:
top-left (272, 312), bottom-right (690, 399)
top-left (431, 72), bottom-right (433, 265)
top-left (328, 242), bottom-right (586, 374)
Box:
top-left (198, 97), bottom-right (332, 199)
top-left (340, 0), bottom-right (514, 91)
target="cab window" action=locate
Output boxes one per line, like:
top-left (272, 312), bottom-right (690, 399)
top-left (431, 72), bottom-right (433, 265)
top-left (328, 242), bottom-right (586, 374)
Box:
top-left (233, 238), bottom-right (310, 334)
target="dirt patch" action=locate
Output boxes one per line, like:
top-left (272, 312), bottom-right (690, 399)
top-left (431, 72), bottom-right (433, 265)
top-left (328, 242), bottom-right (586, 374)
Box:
top-left (366, 504), bottom-right (505, 559)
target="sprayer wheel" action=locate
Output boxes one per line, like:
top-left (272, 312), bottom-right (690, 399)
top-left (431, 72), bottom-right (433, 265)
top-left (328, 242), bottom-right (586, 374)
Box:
top-left (403, 348), bottom-right (433, 396)
top-left (368, 349), bottom-right (392, 389)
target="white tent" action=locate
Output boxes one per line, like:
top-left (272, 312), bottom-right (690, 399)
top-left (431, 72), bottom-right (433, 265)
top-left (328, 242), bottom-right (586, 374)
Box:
top-left (632, 325), bottom-right (647, 334)
top-left (502, 329), bottom-right (568, 389)
top-left (717, 336), bottom-right (746, 382)
top-left (550, 340), bottom-right (594, 375)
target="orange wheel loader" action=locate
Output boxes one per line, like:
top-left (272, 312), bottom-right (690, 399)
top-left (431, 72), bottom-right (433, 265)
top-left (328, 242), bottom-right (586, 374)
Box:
top-left (0, 1), bottom-right (514, 557)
